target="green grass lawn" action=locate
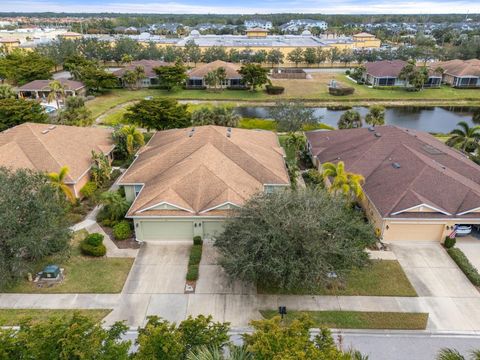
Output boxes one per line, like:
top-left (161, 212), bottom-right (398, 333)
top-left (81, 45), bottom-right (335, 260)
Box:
top-left (258, 260), bottom-right (417, 297)
top-left (86, 76), bottom-right (480, 120)
top-left (5, 231), bottom-right (134, 294)
top-left (260, 310), bottom-right (428, 330)
top-left (0, 309), bottom-right (112, 326)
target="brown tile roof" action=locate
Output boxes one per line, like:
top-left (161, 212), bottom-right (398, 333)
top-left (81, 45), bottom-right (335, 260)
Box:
top-left (364, 60), bottom-right (407, 78)
top-left (188, 60), bottom-right (242, 79)
top-left (306, 126), bottom-right (480, 220)
top-left (0, 123), bottom-right (114, 183)
top-left (431, 59), bottom-right (480, 77)
top-left (17, 79), bottom-right (85, 91)
top-left (119, 125), bottom-right (289, 217)
top-left (112, 60), bottom-right (172, 78)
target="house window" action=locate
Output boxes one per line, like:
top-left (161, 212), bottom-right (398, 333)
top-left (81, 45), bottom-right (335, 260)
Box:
top-left (377, 77), bottom-right (395, 86)
top-left (134, 185), bottom-right (142, 197)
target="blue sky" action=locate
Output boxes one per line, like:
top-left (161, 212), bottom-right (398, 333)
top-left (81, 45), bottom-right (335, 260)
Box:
top-left (1, 0), bottom-right (478, 14)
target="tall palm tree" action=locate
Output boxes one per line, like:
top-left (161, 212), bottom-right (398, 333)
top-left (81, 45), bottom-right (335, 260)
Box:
top-left (365, 105), bottom-right (385, 126)
top-left (120, 125), bottom-right (145, 155)
top-left (48, 166), bottom-right (76, 203)
top-left (46, 80), bottom-right (65, 109)
top-left (446, 121), bottom-right (480, 153)
top-left (321, 161), bottom-right (365, 200)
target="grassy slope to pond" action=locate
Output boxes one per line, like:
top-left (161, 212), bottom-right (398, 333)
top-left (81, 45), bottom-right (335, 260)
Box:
top-left (86, 72), bottom-right (480, 120)
top-left (260, 310), bottom-right (428, 330)
top-left (0, 309), bottom-right (111, 326)
top-left (258, 260), bottom-right (417, 297)
top-left (5, 230), bottom-right (134, 294)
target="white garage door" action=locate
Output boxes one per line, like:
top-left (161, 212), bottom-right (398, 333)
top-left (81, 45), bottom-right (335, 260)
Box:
top-left (140, 221), bottom-right (194, 241)
top-left (383, 223), bottom-right (445, 242)
top-left (203, 221), bottom-right (225, 239)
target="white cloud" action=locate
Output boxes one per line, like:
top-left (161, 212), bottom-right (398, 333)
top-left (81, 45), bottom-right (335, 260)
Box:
top-left (0, 0), bottom-right (477, 14)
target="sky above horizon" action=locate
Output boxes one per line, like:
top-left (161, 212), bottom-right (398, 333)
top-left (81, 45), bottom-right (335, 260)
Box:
top-left (1, 0), bottom-right (479, 15)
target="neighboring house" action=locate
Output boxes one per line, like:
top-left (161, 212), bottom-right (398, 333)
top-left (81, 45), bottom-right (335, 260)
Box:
top-left (112, 60), bottom-right (171, 88)
top-left (0, 123), bottom-right (114, 198)
top-left (363, 60), bottom-right (441, 87)
top-left (431, 59), bottom-right (480, 88)
top-left (352, 32), bottom-right (382, 48)
top-left (244, 19), bottom-right (273, 30)
top-left (118, 125), bottom-right (290, 241)
top-left (17, 79), bottom-right (87, 101)
top-left (280, 19), bottom-right (328, 32)
top-left (186, 60), bottom-right (247, 89)
top-left (306, 126), bottom-right (480, 242)
top-left (0, 38), bottom-right (20, 53)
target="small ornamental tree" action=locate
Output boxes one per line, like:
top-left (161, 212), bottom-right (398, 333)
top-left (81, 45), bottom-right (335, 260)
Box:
top-left (214, 189), bottom-right (376, 291)
top-left (338, 109), bottom-right (362, 129)
top-left (124, 97), bottom-right (190, 131)
top-left (269, 101), bottom-right (320, 132)
top-left (238, 63), bottom-right (269, 91)
top-left (0, 168), bottom-right (71, 289)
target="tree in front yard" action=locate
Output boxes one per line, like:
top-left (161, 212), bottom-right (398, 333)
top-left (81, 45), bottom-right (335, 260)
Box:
top-left (99, 191), bottom-right (130, 221)
top-left (90, 150), bottom-right (112, 187)
top-left (0, 167), bottom-right (71, 289)
top-left (0, 313), bottom-right (130, 359)
top-left (154, 62), bottom-right (188, 91)
top-left (269, 101), bottom-right (320, 132)
top-left (321, 161), bottom-right (365, 201)
top-left (124, 97), bottom-right (190, 131)
top-left (214, 189), bottom-right (375, 292)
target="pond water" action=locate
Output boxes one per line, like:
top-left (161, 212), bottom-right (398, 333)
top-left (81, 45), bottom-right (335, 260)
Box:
top-left (234, 106), bottom-right (480, 133)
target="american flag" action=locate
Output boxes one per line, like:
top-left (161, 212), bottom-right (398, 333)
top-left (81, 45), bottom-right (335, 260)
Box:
top-left (449, 225), bottom-right (458, 239)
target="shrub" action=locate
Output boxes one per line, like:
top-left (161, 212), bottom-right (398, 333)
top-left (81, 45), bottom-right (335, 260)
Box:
top-left (101, 219), bottom-right (118, 228)
top-left (113, 221), bottom-right (132, 240)
top-left (345, 69), bottom-right (351, 75)
top-left (266, 85), bottom-right (285, 95)
top-left (85, 233), bottom-right (104, 247)
top-left (302, 169), bottom-right (324, 187)
top-left (193, 236), bottom-right (203, 245)
top-left (189, 244), bottom-right (203, 265)
top-left (328, 86), bottom-right (355, 96)
top-left (444, 236), bottom-right (456, 249)
top-left (447, 248), bottom-right (480, 286)
top-left (80, 181), bottom-right (97, 198)
top-left (186, 265), bottom-right (199, 281)
top-left (80, 241), bottom-right (107, 257)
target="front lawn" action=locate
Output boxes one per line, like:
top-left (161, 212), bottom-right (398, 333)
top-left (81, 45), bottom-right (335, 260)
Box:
top-left (260, 310), bottom-right (428, 330)
top-left (0, 309), bottom-right (111, 326)
top-left (5, 230), bottom-right (134, 294)
top-left (258, 260), bottom-right (417, 297)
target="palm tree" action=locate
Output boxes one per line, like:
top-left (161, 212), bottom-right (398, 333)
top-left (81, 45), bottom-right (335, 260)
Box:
top-left (120, 125), bottom-right (144, 155)
top-left (187, 345), bottom-right (253, 360)
top-left (100, 191), bottom-right (130, 221)
top-left (365, 105), bottom-right (385, 126)
top-left (321, 161), bottom-right (365, 200)
top-left (46, 80), bottom-right (65, 109)
top-left (48, 166), bottom-right (76, 203)
top-left (437, 349), bottom-right (480, 360)
top-left (446, 121), bottom-right (480, 153)
top-left (338, 110), bottom-right (362, 129)
top-left (285, 132), bottom-right (306, 160)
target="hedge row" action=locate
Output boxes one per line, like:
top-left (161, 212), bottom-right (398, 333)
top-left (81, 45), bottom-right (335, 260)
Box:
top-left (266, 85), bottom-right (285, 95)
top-left (328, 86), bottom-right (355, 96)
top-left (186, 238), bottom-right (203, 282)
top-left (447, 248), bottom-right (480, 286)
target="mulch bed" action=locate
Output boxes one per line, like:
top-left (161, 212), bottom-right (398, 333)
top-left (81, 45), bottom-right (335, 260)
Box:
top-left (99, 224), bottom-right (141, 249)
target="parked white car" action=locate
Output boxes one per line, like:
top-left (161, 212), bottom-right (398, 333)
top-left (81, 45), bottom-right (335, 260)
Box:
top-left (456, 225), bottom-right (472, 236)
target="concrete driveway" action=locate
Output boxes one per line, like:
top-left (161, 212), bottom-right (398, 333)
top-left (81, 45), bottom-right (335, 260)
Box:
top-left (391, 242), bottom-right (479, 298)
top-left (122, 241), bottom-right (190, 294)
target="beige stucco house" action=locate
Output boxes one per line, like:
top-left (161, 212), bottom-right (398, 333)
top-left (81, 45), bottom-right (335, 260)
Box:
top-left (306, 126), bottom-right (480, 242)
top-left (118, 125), bottom-right (290, 241)
top-left (0, 123), bottom-right (114, 197)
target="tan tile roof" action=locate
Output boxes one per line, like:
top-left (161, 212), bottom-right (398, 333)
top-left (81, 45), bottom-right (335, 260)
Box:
top-left (431, 59), bottom-right (480, 77)
top-left (188, 60), bottom-right (242, 79)
top-left (17, 79), bottom-right (85, 91)
top-left (364, 60), bottom-right (407, 78)
top-left (119, 125), bottom-right (289, 217)
top-left (306, 126), bottom-right (480, 220)
top-left (0, 123), bottom-right (114, 183)
top-left (112, 60), bottom-right (172, 78)
top-left (354, 32), bottom-right (375, 38)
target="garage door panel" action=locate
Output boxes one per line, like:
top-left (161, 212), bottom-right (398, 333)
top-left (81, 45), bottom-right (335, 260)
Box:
top-left (203, 221), bottom-right (225, 239)
top-left (384, 223), bottom-right (444, 241)
top-left (140, 221), bottom-right (193, 241)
